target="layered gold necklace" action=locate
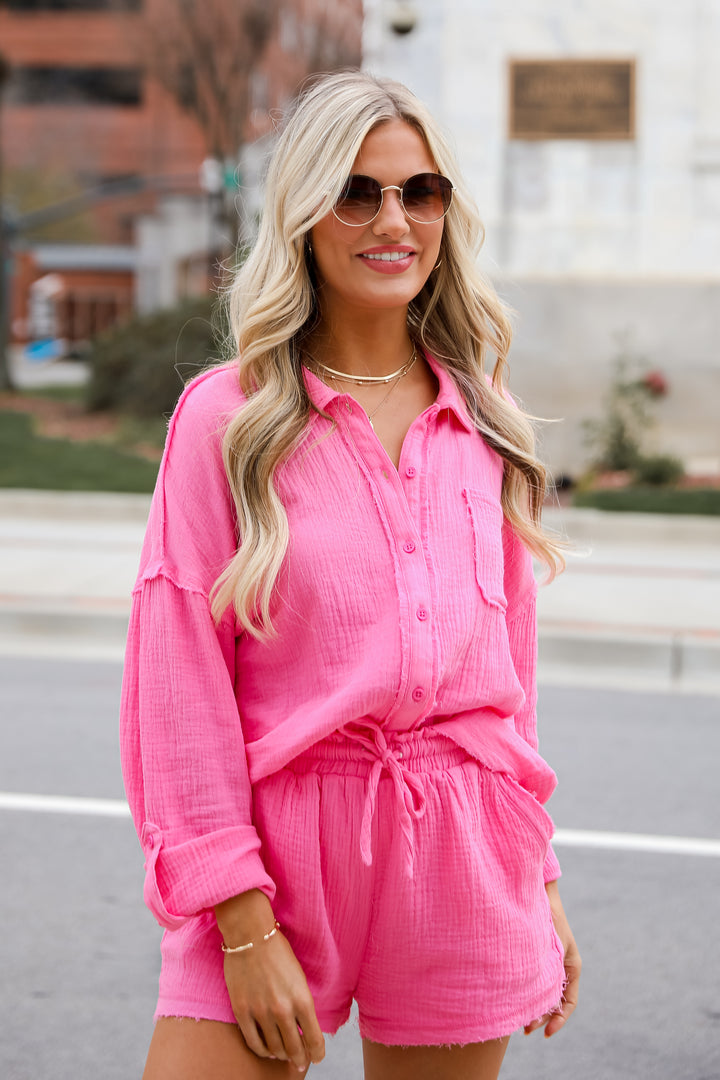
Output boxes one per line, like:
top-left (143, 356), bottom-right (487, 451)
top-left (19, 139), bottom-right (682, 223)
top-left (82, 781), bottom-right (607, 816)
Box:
top-left (306, 345), bottom-right (417, 429)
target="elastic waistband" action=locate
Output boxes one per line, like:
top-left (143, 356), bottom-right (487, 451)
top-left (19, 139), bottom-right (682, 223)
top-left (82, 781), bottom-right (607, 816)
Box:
top-left (286, 726), bottom-right (472, 778)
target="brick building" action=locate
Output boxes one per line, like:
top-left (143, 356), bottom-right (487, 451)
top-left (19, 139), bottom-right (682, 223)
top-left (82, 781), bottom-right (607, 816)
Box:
top-left (0, 0), bottom-right (362, 344)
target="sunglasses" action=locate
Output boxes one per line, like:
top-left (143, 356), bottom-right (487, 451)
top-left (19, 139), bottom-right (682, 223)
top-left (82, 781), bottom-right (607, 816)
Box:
top-left (332, 172), bottom-right (454, 227)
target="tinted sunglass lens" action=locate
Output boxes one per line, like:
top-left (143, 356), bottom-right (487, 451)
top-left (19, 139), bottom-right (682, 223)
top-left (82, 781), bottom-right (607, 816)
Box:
top-left (334, 176), bottom-right (381, 224)
top-left (401, 174), bottom-right (453, 222)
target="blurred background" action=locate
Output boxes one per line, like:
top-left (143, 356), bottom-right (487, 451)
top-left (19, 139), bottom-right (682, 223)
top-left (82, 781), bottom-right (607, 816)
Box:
top-left (0, 0), bottom-right (718, 502)
top-left (1, 4), bottom-right (719, 1080)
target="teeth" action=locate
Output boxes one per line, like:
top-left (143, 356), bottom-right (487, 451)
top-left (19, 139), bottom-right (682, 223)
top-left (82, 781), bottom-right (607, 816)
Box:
top-left (362, 251), bottom-right (411, 261)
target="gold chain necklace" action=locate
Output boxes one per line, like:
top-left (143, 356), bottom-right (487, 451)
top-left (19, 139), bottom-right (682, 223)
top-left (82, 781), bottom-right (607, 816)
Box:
top-left (306, 346), bottom-right (416, 385)
top-left (307, 346), bottom-right (417, 429)
top-left (365, 348), bottom-right (417, 429)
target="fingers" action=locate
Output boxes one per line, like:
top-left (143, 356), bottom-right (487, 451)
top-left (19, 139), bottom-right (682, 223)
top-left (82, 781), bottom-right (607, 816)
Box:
top-left (234, 994), bottom-right (325, 1071)
top-left (237, 1017), bottom-right (275, 1063)
top-left (525, 943), bottom-right (582, 1039)
top-left (544, 954), bottom-right (581, 1038)
top-left (237, 1010), bottom-right (317, 1072)
top-left (523, 1012), bottom-right (551, 1036)
top-left (296, 1003), bottom-right (326, 1066)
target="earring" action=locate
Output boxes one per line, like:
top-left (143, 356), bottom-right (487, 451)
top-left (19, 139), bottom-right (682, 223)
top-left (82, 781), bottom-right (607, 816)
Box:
top-left (433, 259), bottom-right (443, 271)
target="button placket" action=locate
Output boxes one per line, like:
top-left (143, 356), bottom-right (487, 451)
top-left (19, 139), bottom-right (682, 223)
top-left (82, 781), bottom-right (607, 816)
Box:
top-left (394, 424), bottom-right (435, 722)
top-left (340, 412), bottom-right (435, 727)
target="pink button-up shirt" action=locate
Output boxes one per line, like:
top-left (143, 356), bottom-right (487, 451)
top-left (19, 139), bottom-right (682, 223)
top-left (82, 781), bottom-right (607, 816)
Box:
top-left (120, 356), bottom-right (560, 930)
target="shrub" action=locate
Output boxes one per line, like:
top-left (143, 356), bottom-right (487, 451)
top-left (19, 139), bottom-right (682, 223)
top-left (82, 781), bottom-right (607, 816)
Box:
top-left (634, 453), bottom-right (685, 486)
top-left (581, 337), bottom-right (686, 488)
top-left (572, 487), bottom-right (720, 516)
top-left (85, 296), bottom-right (228, 418)
top-left (581, 334), bottom-right (675, 474)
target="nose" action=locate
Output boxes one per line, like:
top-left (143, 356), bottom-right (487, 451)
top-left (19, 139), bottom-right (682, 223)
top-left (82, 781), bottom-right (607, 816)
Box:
top-left (372, 188), bottom-right (410, 238)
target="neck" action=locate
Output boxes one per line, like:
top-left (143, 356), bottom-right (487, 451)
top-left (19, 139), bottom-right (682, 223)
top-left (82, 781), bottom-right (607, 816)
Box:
top-left (305, 308), bottom-right (413, 379)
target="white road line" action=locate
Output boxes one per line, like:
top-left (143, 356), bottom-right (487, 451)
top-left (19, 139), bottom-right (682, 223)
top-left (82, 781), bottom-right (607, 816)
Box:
top-left (0, 792), bottom-right (130, 817)
top-left (553, 828), bottom-right (720, 858)
top-left (1, 793), bottom-right (719, 857)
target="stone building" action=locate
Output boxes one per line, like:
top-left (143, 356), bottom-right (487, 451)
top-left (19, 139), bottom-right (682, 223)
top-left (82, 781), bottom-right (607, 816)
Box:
top-left (365, 0), bottom-right (720, 475)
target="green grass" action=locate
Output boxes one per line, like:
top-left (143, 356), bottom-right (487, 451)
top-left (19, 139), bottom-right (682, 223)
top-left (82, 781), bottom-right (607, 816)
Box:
top-left (19, 383), bottom-right (88, 403)
top-left (0, 410), bottom-right (159, 492)
top-left (572, 486), bottom-right (720, 516)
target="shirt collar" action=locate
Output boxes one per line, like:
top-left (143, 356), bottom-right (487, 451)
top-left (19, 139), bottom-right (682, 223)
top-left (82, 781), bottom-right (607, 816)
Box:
top-left (302, 350), bottom-right (475, 434)
top-left (424, 353), bottom-right (475, 434)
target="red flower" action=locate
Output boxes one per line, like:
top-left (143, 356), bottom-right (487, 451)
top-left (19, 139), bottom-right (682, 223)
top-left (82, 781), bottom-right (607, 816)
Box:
top-left (641, 370), bottom-right (668, 397)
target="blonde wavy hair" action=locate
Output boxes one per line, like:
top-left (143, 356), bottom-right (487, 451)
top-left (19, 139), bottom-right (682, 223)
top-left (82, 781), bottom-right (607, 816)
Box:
top-left (212, 70), bottom-right (564, 636)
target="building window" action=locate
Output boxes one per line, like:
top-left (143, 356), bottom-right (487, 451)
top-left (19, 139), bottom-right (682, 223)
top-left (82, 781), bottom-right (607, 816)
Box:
top-left (6, 67), bottom-right (143, 106)
top-left (4, 1), bottom-right (141, 10)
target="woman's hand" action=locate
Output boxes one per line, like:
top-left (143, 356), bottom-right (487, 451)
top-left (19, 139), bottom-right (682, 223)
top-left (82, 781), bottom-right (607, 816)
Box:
top-left (524, 880), bottom-right (582, 1039)
top-left (215, 890), bottom-right (325, 1072)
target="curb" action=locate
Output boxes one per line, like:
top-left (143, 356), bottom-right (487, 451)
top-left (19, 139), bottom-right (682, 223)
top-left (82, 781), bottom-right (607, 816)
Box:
top-left (0, 489), bottom-right (152, 523)
top-left (3, 490), bottom-right (720, 544)
top-left (538, 627), bottom-right (720, 692)
top-left (542, 506), bottom-right (720, 546)
top-left (1, 605), bottom-right (718, 693)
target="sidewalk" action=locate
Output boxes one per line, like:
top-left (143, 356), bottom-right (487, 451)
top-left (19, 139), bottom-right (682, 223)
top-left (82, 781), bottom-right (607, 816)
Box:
top-left (0, 489), bottom-right (718, 694)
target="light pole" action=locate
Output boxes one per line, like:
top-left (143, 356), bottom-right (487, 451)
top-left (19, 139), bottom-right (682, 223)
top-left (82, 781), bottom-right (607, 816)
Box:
top-left (0, 52), bottom-right (13, 391)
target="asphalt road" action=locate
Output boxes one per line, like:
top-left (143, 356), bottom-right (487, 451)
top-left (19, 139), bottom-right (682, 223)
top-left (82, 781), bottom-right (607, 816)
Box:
top-left (1, 657), bottom-right (718, 1080)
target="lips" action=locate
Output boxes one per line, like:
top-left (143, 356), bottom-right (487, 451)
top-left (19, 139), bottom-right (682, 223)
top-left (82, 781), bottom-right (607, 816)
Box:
top-left (357, 246), bottom-right (416, 274)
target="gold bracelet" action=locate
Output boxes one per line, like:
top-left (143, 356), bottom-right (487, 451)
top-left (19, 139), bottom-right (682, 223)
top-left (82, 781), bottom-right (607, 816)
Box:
top-left (220, 919), bottom-right (281, 954)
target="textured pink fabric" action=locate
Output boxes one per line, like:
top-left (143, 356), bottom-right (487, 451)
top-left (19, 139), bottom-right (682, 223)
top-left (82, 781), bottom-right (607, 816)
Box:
top-left (156, 729), bottom-right (565, 1044)
top-left (119, 353), bottom-right (561, 937)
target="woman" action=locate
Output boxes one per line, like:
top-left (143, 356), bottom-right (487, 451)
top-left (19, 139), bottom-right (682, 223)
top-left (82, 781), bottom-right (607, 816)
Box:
top-left (121, 71), bottom-right (580, 1079)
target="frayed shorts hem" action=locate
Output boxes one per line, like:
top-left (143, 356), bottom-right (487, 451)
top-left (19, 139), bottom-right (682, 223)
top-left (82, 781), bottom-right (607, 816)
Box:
top-left (154, 997), bottom-right (352, 1037)
top-left (154, 982), bottom-right (563, 1049)
top-left (358, 985), bottom-right (564, 1047)
top-left (154, 998), bottom-right (235, 1026)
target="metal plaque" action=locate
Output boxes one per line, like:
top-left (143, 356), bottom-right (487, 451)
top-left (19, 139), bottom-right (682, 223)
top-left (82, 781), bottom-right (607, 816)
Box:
top-left (509, 59), bottom-right (635, 140)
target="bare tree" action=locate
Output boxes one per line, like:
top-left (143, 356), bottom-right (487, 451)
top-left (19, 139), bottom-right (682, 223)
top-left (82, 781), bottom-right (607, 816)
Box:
top-left (140, 0), bottom-right (362, 164)
top-left (138, 0), bottom-right (362, 256)
top-left (141, 0), bottom-right (279, 165)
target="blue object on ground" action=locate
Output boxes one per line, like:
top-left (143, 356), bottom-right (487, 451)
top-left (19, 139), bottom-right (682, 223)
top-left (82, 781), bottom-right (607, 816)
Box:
top-left (25, 339), bottom-right (64, 362)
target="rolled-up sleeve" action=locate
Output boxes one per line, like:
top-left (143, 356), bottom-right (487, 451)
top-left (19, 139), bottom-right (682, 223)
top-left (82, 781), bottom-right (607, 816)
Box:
top-left (120, 574), bottom-right (275, 928)
top-left (119, 369), bottom-right (275, 929)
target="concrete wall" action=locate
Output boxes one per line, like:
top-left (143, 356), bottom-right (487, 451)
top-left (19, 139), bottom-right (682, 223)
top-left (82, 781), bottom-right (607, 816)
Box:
top-left (497, 278), bottom-right (720, 474)
top-left (364, 0), bottom-right (720, 475)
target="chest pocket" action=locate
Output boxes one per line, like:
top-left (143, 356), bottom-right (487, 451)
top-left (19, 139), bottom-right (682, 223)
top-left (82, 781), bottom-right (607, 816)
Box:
top-left (462, 488), bottom-right (507, 611)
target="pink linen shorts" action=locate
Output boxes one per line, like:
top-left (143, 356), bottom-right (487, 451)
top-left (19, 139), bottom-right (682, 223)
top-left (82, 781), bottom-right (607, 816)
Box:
top-left (155, 727), bottom-right (565, 1046)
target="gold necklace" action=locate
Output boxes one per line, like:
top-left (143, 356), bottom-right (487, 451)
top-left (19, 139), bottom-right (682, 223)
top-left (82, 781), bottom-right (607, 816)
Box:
top-left (306, 346), bottom-right (416, 385)
top-left (365, 349), bottom-right (417, 429)
top-left (308, 346), bottom-right (417, 429)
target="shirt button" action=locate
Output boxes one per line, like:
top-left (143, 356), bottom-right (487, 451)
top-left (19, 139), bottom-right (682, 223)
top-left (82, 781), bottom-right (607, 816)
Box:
top-left (416, 607), bottom-right (428, 621)
top-left (403, 541), bottom-right (416, 554)
top-left (147, 835), bottom-right (155, 849)
top-left (405, 465), bottom-right (416, 478)
top-left (412, 687), bottom-right (425, 702)
top-left (396, 750), bottom-right (404, 760)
